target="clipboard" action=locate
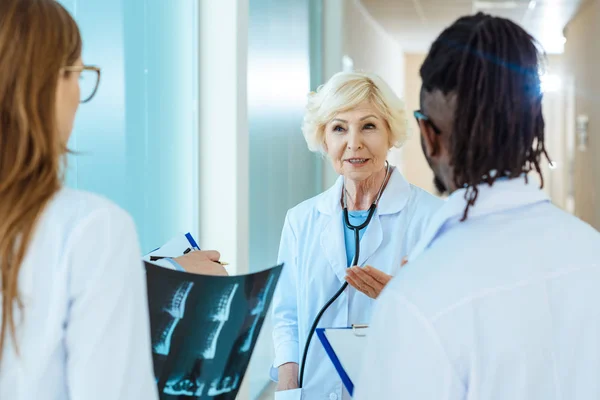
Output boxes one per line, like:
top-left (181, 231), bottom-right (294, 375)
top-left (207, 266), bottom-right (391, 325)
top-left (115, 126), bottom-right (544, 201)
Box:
top-left (143, 232), bottom-right (200, 262)
top-left (316, 325), bottom-right (369, 397)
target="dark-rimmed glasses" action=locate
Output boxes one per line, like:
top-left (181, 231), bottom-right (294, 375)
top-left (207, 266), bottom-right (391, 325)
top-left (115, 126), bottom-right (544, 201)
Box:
top-left (63, 65), bottom-right (101, 103)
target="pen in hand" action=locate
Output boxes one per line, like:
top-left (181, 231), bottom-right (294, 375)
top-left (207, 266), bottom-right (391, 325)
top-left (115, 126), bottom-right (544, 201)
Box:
top-left (149, 255), bottom-right (229, 266)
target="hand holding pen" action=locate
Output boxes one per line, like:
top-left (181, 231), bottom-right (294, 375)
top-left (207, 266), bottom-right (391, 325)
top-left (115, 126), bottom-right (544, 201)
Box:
top-left (152, 249), bottom-right (229, 276)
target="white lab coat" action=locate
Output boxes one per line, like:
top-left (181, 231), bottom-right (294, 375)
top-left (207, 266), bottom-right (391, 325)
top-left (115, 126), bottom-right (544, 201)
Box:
top-left (271, 168), bottom-right (442, 400)
top-left (0, 188), bottom-right (158, 400)
top-left (355, 177), bottom-right (600, 400)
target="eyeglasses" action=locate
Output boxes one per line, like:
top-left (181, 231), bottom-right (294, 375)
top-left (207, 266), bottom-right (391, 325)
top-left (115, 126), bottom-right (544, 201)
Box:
top-left (414, 110), bottom-right (441, 134)
top-left (62, 65), bottom-right (101, 103)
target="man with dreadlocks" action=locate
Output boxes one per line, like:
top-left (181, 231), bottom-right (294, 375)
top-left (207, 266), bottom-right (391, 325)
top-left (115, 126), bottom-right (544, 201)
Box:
top-left (354, 13), bottom-right (600, 400)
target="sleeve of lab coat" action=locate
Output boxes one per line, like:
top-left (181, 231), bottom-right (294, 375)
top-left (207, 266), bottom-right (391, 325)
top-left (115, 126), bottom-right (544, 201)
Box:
top-left (354, 287), bottom-right (465, 400)
top-left (64, 206), bottom-right (158, 400)
top-left (270, 212), bottom-right (300, 380)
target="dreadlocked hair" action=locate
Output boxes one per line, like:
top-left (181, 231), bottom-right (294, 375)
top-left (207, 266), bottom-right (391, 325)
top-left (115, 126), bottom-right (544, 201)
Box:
top-left (420, 12), bottom-right (550, 220)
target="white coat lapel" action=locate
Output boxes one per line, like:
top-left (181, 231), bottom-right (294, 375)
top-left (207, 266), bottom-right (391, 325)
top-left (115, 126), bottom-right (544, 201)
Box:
top-left (356, 211), bottom-right (383, 267)
top-left (320, 212), bottom-right (348, 283)
top-left (407, 177), bottom-right (550, 262)
top-left (317, 176), bottom-right (350, 283)
top-left (406, 204), bottom-right (454, 263)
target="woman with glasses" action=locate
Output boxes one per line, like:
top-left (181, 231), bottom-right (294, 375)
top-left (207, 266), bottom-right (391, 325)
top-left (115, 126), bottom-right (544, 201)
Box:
top-left (0, 1), bottom-right (157, 398)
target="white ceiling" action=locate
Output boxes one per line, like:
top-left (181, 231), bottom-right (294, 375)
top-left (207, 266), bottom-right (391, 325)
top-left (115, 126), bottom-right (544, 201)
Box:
top-left (361, 0), bottom-right (588, 54)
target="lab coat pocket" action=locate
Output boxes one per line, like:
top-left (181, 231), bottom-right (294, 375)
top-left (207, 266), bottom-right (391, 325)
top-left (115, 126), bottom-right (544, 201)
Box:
top-left (274, 388), bottom-right (302, 400)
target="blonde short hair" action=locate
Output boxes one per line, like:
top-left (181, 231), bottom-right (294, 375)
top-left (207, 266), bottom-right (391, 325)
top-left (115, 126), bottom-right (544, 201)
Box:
top-left (302, 71), bottom-right (409, 153)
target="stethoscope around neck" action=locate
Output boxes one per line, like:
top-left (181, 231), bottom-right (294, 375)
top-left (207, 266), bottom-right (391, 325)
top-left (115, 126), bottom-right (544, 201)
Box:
top-left (298, 161), bottom-right (392, 388)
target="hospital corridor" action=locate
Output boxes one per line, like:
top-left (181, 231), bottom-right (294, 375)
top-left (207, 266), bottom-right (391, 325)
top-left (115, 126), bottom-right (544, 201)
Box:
top-left (0, 0), bottom-right (599, 399)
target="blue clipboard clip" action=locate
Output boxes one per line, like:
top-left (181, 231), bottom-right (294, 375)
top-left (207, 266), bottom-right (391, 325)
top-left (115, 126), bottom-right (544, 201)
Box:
top-left (316, 324), bottom-right (368, 397)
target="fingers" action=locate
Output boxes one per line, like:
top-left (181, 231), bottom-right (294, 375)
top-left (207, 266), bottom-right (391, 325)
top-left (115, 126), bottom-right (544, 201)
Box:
top-left (349, 267), bottom-right (384, 292)
top-left (346, 268), bottom-right (381, 299)
top-left (401, 256), bottom-right (408, 267)
top-left (173, 250), bottom-right (227, 276)
top-left (345, 274), bottom-right (376, 299)
top-left (345, 266), bottom-right (394, 299)
top-left (363, 266), bottom-right (392, 285)
top-left (345, 274), bottom-right (361, 291)
top-left (201, 250), bottom-right (221, 262)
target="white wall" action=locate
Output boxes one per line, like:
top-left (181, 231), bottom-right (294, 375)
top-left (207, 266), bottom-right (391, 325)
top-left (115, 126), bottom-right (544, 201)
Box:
top-left (400, 53), bottom-right (437, 195)
top-left (322, 0), bottom-right (406, 189)
top-left (198, 1), bottom-right (250, 395)
top-left (198, 0), bottom-right (249, 276)
top-left (343, 0), bottom-right (405, 97)
top-left (539, 56), bottom-right (568, 209)
top-left (564, 0), bottom-right (600, 228)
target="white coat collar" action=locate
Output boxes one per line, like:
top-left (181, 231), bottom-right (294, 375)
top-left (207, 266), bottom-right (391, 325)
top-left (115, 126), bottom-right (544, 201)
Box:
top-left (316, 167), bottom-right (412, 216)
top-left (407, 176), bottom-right (550, 262)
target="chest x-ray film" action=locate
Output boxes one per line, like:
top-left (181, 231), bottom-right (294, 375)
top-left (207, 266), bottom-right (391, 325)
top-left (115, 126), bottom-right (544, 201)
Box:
top-left (145, 261), bottom-right (283, 399)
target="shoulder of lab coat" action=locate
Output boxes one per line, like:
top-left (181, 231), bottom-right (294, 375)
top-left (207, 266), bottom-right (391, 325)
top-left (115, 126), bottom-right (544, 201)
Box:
top-left (286, 168), bottom-right (443, 233)
top-left (356, 179), bottom-right (600, 399)
top-left (61, 189), bottom-right (158, 399)
top-left (312, 168), bottom-right (442, 217)
top-left (0, 188), bottom-right (158, 400)
top-left (401, 184), bottom-right (445, 242)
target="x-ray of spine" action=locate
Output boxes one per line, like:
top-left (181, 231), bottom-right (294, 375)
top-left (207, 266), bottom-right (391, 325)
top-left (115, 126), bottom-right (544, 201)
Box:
top-left (206, 271), bottom-right (279, 397)
top-left (163, 283), bottom-right (240, 397)
top-left (144, 261), bottom-right (283, 400)
top-left (152, 281), bottom-right (194, 356)
top-left (240, 272), bottom-right (276, 352)
top-left (201, 283), bottom-right (239, 359)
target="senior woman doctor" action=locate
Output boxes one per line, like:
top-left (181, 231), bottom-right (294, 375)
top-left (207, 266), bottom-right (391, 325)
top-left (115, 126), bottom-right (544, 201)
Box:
top-left (271, 71), bottom-right (443, 400)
